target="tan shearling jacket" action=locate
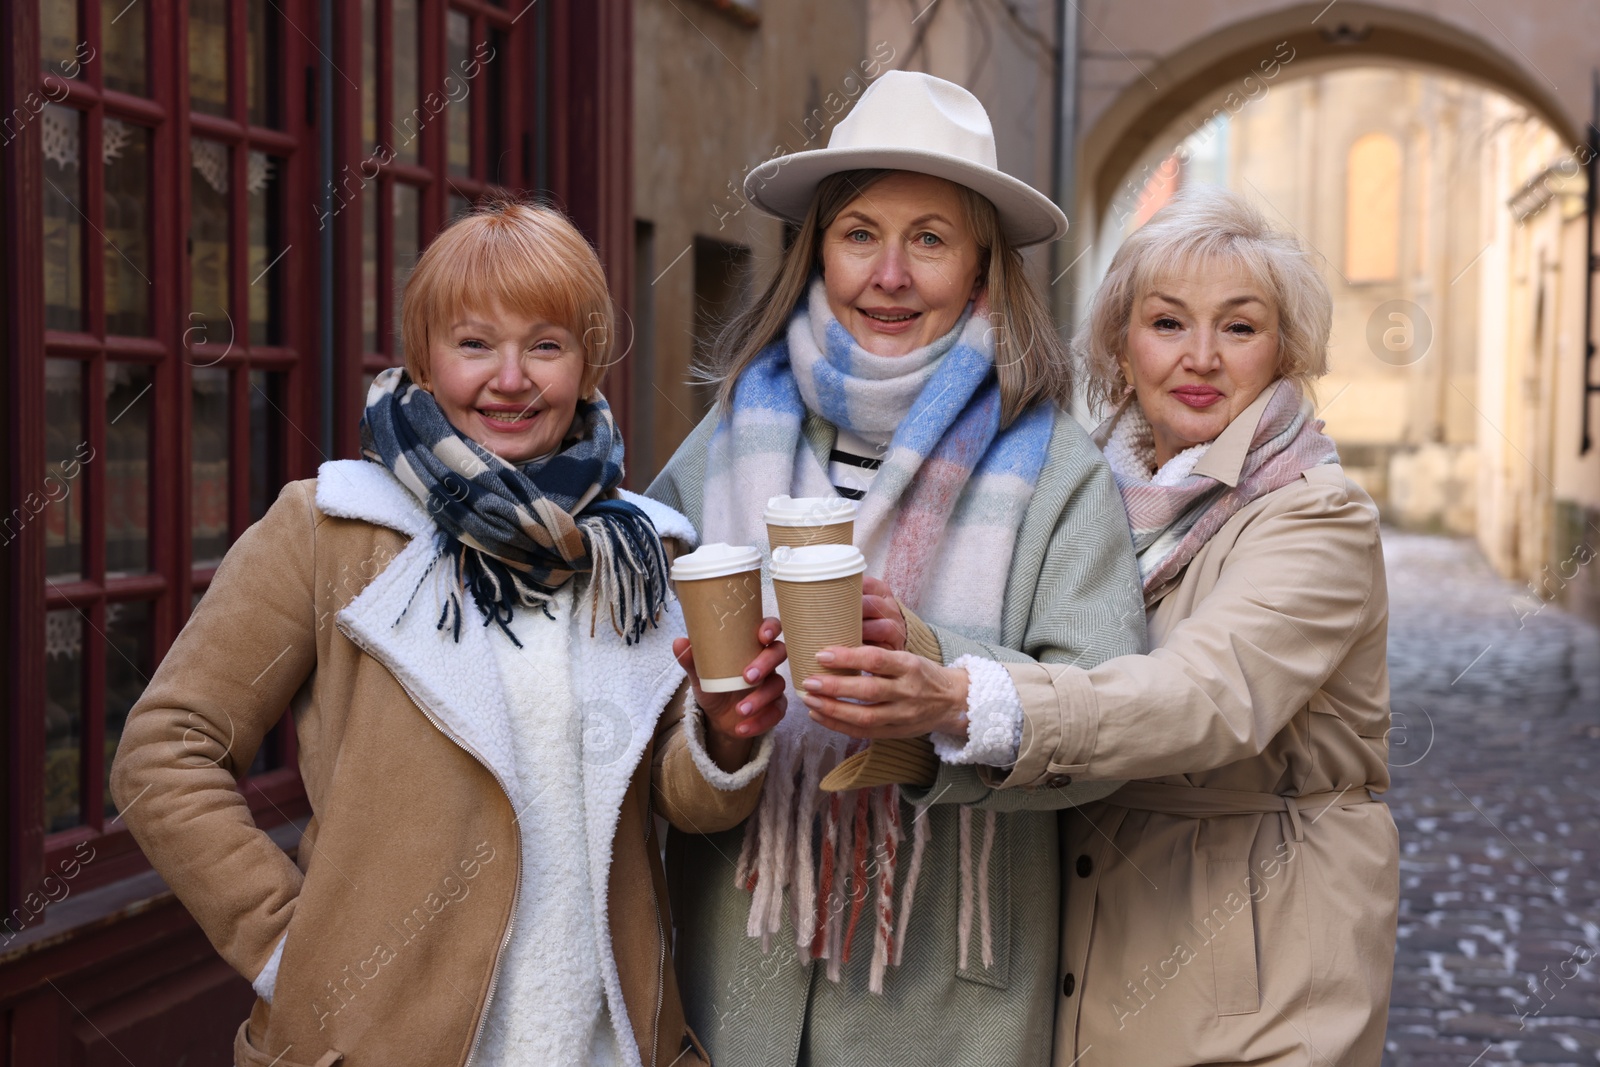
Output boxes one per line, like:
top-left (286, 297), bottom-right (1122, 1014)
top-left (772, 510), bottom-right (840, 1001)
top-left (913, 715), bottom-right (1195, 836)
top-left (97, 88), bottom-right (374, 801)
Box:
top-left (111, 460), bottom-right (766, 1067)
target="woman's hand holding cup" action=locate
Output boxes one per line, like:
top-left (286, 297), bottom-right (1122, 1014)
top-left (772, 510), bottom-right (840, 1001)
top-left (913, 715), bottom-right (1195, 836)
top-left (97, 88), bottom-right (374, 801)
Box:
top-left (674, 620), bottom-right (787, 771)
top-left (670, 543), bottom-right (789, 772)
top-left (861, 575), bottom-right (908, 651)
top-left (798, 644), bottom-right (969, 740)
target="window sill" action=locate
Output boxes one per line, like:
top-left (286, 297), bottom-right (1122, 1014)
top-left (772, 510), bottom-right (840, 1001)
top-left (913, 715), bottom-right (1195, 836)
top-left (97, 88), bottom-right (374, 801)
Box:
top-left (690, 0), bottom-right (759, 28)
top-left (0, 816), bottom-right (308, 970)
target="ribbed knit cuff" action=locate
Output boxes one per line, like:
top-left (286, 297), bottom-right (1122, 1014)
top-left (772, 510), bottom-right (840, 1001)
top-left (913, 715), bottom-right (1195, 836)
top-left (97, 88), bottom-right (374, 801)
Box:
top-left (930, 655), bottom-right (1023, 767)
top-left (252, 933), bottom-right (286, 1003)
top-left (684, 697), bottom-right (775, 791)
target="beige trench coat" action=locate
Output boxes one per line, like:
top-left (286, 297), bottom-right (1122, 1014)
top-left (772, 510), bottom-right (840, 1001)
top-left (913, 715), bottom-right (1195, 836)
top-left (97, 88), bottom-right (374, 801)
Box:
top-left (992, 392), bottom-right (1400, 1066)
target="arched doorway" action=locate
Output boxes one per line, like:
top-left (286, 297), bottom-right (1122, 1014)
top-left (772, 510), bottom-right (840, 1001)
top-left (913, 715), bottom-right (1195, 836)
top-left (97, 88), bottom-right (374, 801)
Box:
top-left (1069, 0), bottom-right (1598, 622)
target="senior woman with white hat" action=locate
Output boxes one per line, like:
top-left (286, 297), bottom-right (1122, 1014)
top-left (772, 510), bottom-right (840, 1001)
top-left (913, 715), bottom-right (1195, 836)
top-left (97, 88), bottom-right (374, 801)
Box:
top-left (806, 189), bottom-right (1401, 1066)
top-left (647, 71), bottom-right (1145, 1066)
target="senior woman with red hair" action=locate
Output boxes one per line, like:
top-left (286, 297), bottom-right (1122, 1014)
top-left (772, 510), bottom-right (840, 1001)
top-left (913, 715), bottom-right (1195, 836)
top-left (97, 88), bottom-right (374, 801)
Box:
top-left (808, 187), bottom-right (1400, 1066)
top-left (112, 200), bottom-right (789, 1067)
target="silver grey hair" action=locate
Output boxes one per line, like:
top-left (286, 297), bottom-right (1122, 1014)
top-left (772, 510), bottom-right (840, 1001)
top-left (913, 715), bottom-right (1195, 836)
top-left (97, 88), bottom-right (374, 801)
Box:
top-left (1076, 186), bottom-right (1333, 409)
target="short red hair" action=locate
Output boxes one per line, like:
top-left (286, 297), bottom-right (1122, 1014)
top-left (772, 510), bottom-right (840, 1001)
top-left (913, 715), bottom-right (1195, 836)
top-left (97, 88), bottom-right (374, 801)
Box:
top-left (401, 198), bottom-right (615, 397)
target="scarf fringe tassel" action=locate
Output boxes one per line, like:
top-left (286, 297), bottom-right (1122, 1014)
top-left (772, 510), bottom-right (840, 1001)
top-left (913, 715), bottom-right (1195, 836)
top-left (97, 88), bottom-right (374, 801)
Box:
top-left (434, 504), bottom-right (671, 647)
top-left (734, 736), bottom-right (996, 993)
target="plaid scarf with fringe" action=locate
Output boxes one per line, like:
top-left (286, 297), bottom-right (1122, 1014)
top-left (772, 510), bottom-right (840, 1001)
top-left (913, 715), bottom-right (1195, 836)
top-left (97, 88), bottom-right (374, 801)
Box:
top-left (703, 279), bottom-right (1054, 991)
top-left (359, 367), bottom-right (669, 645)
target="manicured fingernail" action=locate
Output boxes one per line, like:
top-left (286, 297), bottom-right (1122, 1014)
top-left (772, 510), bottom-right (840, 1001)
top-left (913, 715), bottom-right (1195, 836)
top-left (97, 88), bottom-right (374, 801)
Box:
top-left (738, 723), bottom-right (752, 735)
top-left (801, 694), bottom-right (822, 709)
top-left (802, 678), bottom-right (822, 692)
top-left (738, 701), bottom-right (753, 715)
top-left (745, 668), bottom-right (760, 682)
top-left (815, 650), bottom-right (835, 664)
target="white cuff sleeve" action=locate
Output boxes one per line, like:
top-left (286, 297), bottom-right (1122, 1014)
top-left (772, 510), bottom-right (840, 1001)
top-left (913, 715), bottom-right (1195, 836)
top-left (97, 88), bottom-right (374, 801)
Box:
top-left (930, 655), bottom-right (1023, 768)
top-left (253, 933), bottom-right (287, 1003)
top-left (683, 697), bottom-right (775, 791)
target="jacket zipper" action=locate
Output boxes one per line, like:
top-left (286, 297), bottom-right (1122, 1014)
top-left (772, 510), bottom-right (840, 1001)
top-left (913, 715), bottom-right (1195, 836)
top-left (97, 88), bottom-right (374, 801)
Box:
top-left (647, 807), bottom-right (665, 1067)
top-left (336, 620), bottom-right (520, 1067)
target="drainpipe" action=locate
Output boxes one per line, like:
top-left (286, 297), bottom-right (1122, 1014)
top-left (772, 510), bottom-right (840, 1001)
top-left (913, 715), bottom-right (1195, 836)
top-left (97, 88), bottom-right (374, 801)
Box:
top-left (1582, 68), bottom-right (1598, 455)
top-left (1052, 0), bottom-right (1081, 336)
top-left (319, 0), bottom-right (335, 457)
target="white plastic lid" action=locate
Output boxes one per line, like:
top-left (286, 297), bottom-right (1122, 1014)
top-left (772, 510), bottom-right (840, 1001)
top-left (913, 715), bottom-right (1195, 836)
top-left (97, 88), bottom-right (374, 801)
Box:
top-left (769, 543), bottom-right (868, 582)
top-left (670, 542), bottom-right (763, 581)
top-left (764, 495), bottom-right (858, 527)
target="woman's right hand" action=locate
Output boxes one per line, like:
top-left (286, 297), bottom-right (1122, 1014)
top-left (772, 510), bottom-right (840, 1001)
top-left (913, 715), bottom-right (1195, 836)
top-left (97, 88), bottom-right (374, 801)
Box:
top-left (862, 575), bottom-right (908, 652)
top-left (675, 617), bottom-right (787, 771)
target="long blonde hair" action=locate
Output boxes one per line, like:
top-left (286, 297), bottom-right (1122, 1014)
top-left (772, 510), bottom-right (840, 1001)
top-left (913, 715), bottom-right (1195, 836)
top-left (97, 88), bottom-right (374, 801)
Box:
top-left (707, 169), bottom-right (1070, 426)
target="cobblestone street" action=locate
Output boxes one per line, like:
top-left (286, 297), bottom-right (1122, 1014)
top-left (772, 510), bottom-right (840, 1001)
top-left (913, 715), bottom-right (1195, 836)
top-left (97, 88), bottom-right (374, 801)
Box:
top-left (1381, 531), bottom-right (1600, 1066)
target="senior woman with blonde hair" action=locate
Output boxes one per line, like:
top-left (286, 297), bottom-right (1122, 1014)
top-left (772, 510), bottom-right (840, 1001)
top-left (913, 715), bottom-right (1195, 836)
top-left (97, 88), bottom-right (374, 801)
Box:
top-left (648, 71), bottom-right (1145, 1066)
top-left (806, 186), bottom-right (1400, 1066)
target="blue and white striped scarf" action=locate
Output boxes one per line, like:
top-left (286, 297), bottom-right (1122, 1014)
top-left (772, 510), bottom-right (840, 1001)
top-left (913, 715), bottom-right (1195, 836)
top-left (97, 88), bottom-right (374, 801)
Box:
top-left (359, 367), bottom-right (669, 645)
top-left (701, 278), bottom-right (1054, 989)
top-left (705, 278), bottom-right (1053, 638)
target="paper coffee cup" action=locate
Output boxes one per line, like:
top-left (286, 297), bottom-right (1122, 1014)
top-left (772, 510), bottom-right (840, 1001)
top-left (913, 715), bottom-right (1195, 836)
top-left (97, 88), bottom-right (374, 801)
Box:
top-left (670, 543), bottom-right (765, 693)
top-left (770, 543), bottom-right (867, 692)
top-left (765, 495), bottom-right (857, 550)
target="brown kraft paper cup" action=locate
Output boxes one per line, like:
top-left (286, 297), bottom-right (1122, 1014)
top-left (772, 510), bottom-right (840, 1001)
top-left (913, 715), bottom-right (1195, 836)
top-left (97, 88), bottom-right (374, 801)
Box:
top-left (765, 519), bottom-right (854, 550)
top-left (675, 570), bottom-right (765, 693)
top-left (764, 496), bottom-right (859, 552)
top-left (773, 572), bottom-right (864, 692)
top-left (670, 543), bottom-right (767, 694)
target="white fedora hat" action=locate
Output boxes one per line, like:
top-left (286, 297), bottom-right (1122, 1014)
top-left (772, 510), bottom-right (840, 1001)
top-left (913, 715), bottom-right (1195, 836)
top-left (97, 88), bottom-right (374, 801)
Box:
top-left (743, 70), bottom-right (1067, 247)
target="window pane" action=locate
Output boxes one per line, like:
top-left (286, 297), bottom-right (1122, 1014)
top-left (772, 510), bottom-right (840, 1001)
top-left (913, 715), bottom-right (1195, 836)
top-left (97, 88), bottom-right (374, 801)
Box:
top-left (448, 193), bottom-right (471, 222)
top-left (103, 600), bottom-right (153, 818)
top-left (248, 152), bottom-right (283, 345)
top-left (485, 30), bottom-right (507, 184)
top-left (362, 183), bottom-right (378, 351)
top-left (41, 0), bottom-right (81, 80)
top-left (45, 360), bottom-right (86, 581)
top-left (192, 367), bottom-right (231, 567)
top-left (42, 105), bottom-right (84, 332)
top-left (102, 0), bottom-right (147, 95)
top-left (249, 370), bottom-right (285, 522)
top-left (104, 118), bottom-right (151, 336)
top-left (446, 11), bottom-right (470, 179)
top-left (45, 609), bottom-right (84, 833)
top-left (106, 362), bottom-right (152, 576)
top-left (1346, 133), bottom-right (1402, 282)
top-left (189, 139), bottom-right (231, 343)
top-left (247, 0), bottom-right (280, 127)
top-left (361, 0), bottom-right (377, 153)
top-left (189, 0), bottom-right (229, 116)
top-left (392, 183), bottom-right (420, 361)
top-left (392, 0), bottom-right (420, 164)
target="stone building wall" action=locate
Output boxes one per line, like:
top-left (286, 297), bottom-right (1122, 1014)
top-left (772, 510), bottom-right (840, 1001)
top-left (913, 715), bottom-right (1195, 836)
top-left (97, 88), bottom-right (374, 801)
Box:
top-left (631, 0), bottom-right (872, 484)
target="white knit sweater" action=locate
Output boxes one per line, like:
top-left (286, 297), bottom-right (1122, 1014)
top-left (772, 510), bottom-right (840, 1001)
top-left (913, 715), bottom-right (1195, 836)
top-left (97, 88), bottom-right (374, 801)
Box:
top-left (475, 581), bottom-right (625, 1066)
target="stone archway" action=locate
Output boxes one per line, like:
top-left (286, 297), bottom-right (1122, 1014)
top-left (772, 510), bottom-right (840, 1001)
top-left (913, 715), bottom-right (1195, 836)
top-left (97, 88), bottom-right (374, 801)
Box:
top-left (1068, 0), bottom-right (1598, 614)
top-left (1073, 0), bottom-right (1593, 231)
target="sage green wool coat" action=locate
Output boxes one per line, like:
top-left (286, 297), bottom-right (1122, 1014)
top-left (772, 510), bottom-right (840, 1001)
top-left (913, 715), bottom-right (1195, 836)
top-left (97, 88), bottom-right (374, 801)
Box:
top-left (646, 406), bottom-right (1145, 1067)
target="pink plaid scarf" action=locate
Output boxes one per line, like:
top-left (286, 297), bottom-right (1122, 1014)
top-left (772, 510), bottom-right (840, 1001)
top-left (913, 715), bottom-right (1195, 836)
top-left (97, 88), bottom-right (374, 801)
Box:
top-left (1102, 379), bottom-right (1338, 604)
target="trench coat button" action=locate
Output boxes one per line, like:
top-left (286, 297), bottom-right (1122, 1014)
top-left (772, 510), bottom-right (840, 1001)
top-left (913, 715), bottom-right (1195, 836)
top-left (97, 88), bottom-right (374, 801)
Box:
top-left (1075, 854), bottom-right (1093, 878)
top-left (1062, 973), bottom-right (1076, 997)
top-left (1046, 774), bottom-right (1073, 787)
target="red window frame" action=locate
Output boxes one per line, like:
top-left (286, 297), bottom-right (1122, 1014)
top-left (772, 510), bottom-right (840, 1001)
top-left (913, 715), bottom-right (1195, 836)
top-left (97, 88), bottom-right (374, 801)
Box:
top-left (331, 0), bottom-right (536, 458)
top-left (5, 0), bottom-right (319, 901)
top-left (3, 0), bottom-right (633, 921)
